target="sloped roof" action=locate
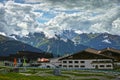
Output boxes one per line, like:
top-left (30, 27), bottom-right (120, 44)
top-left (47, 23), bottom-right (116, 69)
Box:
top-left (85, 48), bottom-right (99, 54)
top-left (99, 48), bottom-right (120, 61)
top-left (100, 47), bottom-right (120, 54)
top-left (59, 50), bottom-right (114, 60)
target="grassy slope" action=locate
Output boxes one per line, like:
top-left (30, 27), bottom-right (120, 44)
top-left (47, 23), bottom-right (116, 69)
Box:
top-left (0, 73), bottom-right (69, 80)
top-left (0, 68), bottom-right (116, 80)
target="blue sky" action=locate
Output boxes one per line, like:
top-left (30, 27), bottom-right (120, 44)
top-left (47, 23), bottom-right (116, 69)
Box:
top-left (0, 0), bottom-right (120, 37)
top-left (34, 10), bottom-right (56, 23)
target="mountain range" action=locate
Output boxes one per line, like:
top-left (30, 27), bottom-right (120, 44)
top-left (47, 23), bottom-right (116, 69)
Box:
top-left (0, 35), bottom-right (42, 56)
top-left (0, 30), bottom-right (120, 56)
top-left (11, 32), bottom-right (87, 56)
top-left (10, 30), bottom-right (120, 55)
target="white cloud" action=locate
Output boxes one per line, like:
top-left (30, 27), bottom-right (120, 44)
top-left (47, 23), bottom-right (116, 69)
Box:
top-left (0, 3), bottom-right (3, 8)
top-left (17, 22), bottom-right (28, 29)
top-left (89, 7), bottom-right (120, 34)
top-left (43, 6), bottom-right (120, 35)
top-left (25, 0), bottom-right (120, 10)
top-left (0, 1), bottom-right (42, 36)
top-left (111, 18), bottom-right (120, 34)
top-left (25, 0), bottom-right (42, 3)
top-left (0, 0), bottom-right (120, 38)
top-left (21, 29), bottom-right (29, 36)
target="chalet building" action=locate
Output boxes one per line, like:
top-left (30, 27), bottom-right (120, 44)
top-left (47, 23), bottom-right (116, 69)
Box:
top-left (59, 49), bottom-right (114, 69)
top-left (98, 48), bottom-right (120, 68)
top-left (59, 48), bottom-right (120, 69)
top-left (98, 47), bottom-right (120, 61)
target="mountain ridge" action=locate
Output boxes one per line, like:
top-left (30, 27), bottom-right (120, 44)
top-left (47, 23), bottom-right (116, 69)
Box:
top-left (1, 30), bottom-right (120, 56)
top-left (11, 30), bottom-right (120, 56)
top-left (0, 35), bottom-right (43, 56)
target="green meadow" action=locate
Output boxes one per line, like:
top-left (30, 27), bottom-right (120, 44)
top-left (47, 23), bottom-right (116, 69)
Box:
top-left (0, 67), bottom-right (118, 80)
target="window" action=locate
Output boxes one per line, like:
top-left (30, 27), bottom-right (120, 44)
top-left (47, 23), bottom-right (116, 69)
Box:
top-left (63, 61), bottom-right (67, 63)
top-left (80, 65), bottom-right (85, 68)
top-left (63, 65), bottom-right (67, 67)
top-left (69, 65), bottom-right (73, 67)
top-left (74, 61), bottom-right (79, 63)
top-left (106, 65), bottom-right (111, 67)
top-left (75, 65), bottom-right (79, 68)
top-left (81, 61), bottom-right (85, 63)
top-left (59, 65), bottom-right (62, 67)
top-left (100, 65), bottom-right (104, 67)
top-left (69, 61), bottom-right (73, 63)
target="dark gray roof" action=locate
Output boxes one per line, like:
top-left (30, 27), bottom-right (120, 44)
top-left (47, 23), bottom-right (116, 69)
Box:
top-left (59, 50), bottom-right (114, 60)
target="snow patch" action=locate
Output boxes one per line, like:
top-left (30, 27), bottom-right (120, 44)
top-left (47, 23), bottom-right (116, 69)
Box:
top-left (75, 30), bottom-right (83, 34)
top-left (60, 38), bottom-right (68, 42)
top-left (9, 35), bottom-right (17, 40)
top-left (103, 35), bottom-right (108, 38)
top-left (0, 32), bottom-right (6, 36)
top-left (102, 39), bottom-right (111, 44)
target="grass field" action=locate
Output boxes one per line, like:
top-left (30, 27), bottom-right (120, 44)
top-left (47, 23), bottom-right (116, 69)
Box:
top-left (0, 67), bottom-right (118, 80)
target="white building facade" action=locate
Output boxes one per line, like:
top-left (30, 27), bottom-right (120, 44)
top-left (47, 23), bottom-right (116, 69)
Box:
top-left (61, 59), bottom-right (113, 69)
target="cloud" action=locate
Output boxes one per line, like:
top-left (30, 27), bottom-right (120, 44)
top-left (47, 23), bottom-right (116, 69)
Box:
top-left (89, 7), bottom-right (120, 34)
top-left (0, 3), bottom-right (3, 7)
top-left (111, 18), bottom-right (120, 34)
top-left (43, 6), bottom-right (120, 34)
top-left (0, 1), bottom-right (42, 36)
top-left (25, 0), bottom-right (120, 10)
top-left (0, 0), bottom-right (120, 38)
top-left (17, 22), bottom-right (28, 29)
